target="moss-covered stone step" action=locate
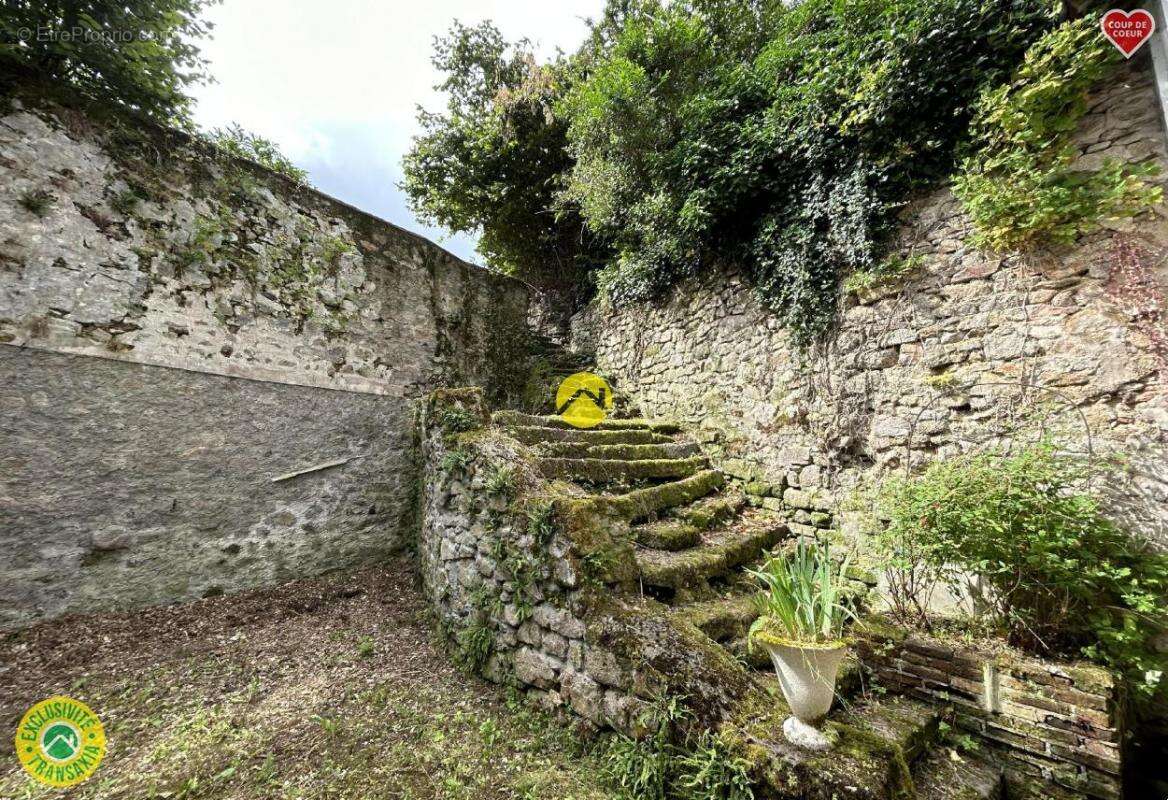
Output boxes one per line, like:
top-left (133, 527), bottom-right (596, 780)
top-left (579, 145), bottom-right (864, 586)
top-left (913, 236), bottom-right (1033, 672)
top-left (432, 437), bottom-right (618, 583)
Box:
top-left (633, 519), bottom-right (702, 551)
top-left (594, 469), bottom-right (726, 521)
top-left (913, 748), bottom-right (1004, 800)
top-left (727, 695), bottom-right (942, 800)
top-left (635, 513), bottom-right (785, 590)
top-left (840, 696), bottom-right (942, 765)
top-left (535, 441), bottom-right (702, 461)
top-left (508, 425), bottom-right (673, 447)
top-left (674, 593), bottom-right (758, 641)
top-left (493, 410), bottom-right (682, 433)
top-left (537, 455), bottom-right (708, 482)
top-left (667, 490), bottom-right (746, 530)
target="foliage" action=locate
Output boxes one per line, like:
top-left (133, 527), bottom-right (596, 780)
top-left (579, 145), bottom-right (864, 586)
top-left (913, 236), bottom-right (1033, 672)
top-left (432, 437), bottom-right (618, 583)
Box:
top-left (439, 404), bottom-right (481, 435)
top-left (402, 21), bottom-right (608, 301)
top-left (1, 0), bottom-right (219, 125)
top-left (525, 498), bottom-right (557, 544)
top-left (561, 0), bottom-right (1056, 342)
top-left (672, 732), bottom-right (755, 800)
top-left (203, 123), bottom-right (309, 184)
top-left (483, 464), bottom-right (516, 497)
top-left (954, 17), bottom-right (1162, 251)
top-left (440, 448), bottom-right (474, 472)
top-left (601, 696), bottom-right (752, 800)
top-left (878, 443), bottom-right (1168, 694)
top-left (455, 619), bottom-right (494, 673)
top-left (746, 538), bottom-right (853, 646)
top-left (17, 187), bottom-right (54, 216)
top-left (842, 253), bottom-right (925, 296)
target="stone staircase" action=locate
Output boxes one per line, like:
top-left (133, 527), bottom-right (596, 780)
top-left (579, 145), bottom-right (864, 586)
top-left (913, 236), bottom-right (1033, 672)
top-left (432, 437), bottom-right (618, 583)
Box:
top-left (492, 408), bottom-right (1009, 800)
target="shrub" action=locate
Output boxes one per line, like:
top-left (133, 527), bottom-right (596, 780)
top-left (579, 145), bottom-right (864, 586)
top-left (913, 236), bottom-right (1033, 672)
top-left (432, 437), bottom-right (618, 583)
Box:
top-left (953, 17), bottom-right (1162, 251)
top-left (878, 443), bottom-right (1168, 694)
top-left (203, 123), bottom-right (309, 184)
top-left (1, 0), bottom-right (218, 125)
top-left (402, 21), bottom-right (608, 303)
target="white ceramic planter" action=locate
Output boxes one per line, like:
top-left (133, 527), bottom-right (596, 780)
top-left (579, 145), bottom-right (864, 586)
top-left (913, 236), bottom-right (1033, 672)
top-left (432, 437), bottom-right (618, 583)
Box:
top-left (763, 639), bottom-right (847, 750)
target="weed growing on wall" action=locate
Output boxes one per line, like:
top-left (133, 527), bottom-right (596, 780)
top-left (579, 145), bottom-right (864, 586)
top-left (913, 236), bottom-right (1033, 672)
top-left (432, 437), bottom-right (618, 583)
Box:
top-left (601, 695), bottom-right (753, 800)
top-left (954, 17), bottom-right (1163, 251)
top-left (203, 123), bottom-right (309, 184)
top-left (17, 188), bottom-right (54, 216)
top-left (842, 253), bottom-right (925, 296)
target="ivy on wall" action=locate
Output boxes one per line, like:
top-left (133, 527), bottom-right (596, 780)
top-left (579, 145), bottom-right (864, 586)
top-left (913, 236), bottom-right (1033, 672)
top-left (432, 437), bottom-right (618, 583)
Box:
top-left (953, 17), bottom-right (1163, 251)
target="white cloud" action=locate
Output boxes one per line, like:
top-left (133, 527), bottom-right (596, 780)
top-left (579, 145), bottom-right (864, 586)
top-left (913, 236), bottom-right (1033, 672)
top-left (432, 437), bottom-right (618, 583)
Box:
top-left (189, 0), bottom-right (603, 262)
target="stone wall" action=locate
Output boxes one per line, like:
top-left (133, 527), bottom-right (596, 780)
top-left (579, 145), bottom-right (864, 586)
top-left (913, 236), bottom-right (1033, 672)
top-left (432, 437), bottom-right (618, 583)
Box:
top-left (858, 621), bottom-right (1124, 800)
top-left (416, 389), bottom-right (762, 735)
top-left (0, 347), bottom-right (413, 631)
top-left (417, 388), bottom-right (646, 731)
top-left (0, 81), bottom-right (531, 629)
top-left (584, 60), bottom-right (1168, 547)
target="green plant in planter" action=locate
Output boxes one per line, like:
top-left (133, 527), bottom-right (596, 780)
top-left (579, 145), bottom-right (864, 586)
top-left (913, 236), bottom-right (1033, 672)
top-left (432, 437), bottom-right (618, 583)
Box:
top-left (746, 539), bottom-right (853, 648)
top-left (746, 539), bottom-right (855, 748)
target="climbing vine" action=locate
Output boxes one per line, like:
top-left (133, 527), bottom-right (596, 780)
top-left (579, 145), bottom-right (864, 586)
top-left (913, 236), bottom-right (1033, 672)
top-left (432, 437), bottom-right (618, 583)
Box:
top-left (953, 17), bottom-right (1162, 251)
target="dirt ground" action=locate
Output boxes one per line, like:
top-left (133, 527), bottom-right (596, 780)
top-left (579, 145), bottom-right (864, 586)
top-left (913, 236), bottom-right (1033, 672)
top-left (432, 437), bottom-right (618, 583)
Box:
top-left (0, 559), bottom-right (613, 800)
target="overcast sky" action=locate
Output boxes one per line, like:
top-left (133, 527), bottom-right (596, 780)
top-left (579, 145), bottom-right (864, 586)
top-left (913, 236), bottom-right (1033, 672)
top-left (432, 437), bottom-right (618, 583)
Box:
top-left (189, 1), bottom-right (603, 263)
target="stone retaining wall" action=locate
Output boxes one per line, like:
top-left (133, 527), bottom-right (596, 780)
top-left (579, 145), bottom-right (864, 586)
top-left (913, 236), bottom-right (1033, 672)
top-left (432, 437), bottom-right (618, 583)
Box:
top-left (858, 622), bottom-right (1124, 800)
top-left (582, 60), bottom-right (1168, 548)
top-left (0, 80), bottom-right (531, 629)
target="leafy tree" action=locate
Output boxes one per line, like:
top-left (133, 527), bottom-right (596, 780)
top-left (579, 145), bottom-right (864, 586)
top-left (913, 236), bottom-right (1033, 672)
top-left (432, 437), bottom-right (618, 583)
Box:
top-left (562, 0), bottom-right (1058, 342)
top-left (402, 21), bottom-right (607, 305)
top-left (204, 123), bottom-right (309, 184)
top-left (0, 0), bottom-right (220, 125)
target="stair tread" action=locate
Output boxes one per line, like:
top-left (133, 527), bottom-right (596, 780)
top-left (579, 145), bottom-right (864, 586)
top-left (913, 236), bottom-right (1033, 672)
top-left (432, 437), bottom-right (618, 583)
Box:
top-left (730, 695), bottom-right (941, 800)
top-left (594, 469), bottom-right (727, 521)
top-left (534, 441), bottom-right (702, 461)
top-left (636, 510), bottom-right (784, 588)
top-left (837, 696), bottom-right (941, 764)
top-left (913, 747), bottom-right (1004, 800)
top-left (537, 455), bottom-right (708, 482)
top-left (674, 593), bottom-right (758, 640)
top-left (509, 426), bottom-right (672, 446)
top-left (632, 519), bottom-right (703, 551)
top-left (494, 410), bottom-right (682, 433)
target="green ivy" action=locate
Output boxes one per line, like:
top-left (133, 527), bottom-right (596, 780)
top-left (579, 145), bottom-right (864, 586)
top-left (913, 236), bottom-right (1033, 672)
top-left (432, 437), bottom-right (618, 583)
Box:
top-left (842, 253), bottom-right (925, 296)
top-left (953, 17), bottom-right (1163, 251)
top-left (562, 0), bottom-right (1056, 343)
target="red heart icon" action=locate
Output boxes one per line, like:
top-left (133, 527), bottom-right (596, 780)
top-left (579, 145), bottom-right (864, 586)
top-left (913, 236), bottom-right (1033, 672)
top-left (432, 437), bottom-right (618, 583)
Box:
top-left (1101, 9), bottom-right (1156, 58)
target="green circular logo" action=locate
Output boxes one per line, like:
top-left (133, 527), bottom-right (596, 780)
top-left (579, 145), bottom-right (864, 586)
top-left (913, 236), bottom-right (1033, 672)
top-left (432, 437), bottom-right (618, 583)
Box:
top-left (41, 722), bottom-right (81, 761)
